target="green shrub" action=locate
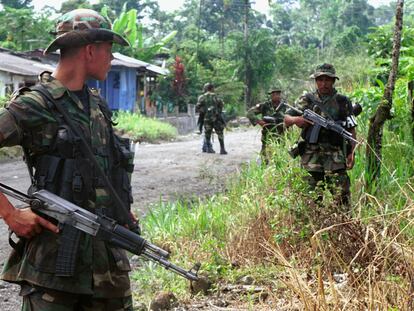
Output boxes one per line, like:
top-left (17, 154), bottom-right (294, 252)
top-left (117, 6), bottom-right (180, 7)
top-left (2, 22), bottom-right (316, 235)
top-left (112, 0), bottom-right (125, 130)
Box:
top-left (134, 125), bottom-right (413, 308)
top-left (114, 111), bottom-right (178, 143)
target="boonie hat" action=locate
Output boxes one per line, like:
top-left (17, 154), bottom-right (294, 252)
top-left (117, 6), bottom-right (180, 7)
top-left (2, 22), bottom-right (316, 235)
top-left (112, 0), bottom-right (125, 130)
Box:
top-left (203, 82), bottom-right (214, 92)
top-left (267, 87), bottom-right (282, 94)
top-left (309, 63), bottom-right (339, 80)
top-left (44, 9), bottom-right (129, 54)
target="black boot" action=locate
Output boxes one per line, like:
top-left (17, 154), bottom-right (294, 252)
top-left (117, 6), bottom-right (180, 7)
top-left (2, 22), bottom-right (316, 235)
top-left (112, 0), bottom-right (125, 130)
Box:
top-left (202, 138), bottom-right (207, 153)
top-left (206, 141), bottom-right (215, 153)
top-left (219, 138), bottom-right (227, 155)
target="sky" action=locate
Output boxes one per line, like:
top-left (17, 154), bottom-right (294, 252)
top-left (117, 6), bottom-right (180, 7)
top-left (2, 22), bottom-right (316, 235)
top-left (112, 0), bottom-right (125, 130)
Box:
top-left (31, 0), bottom-right (395, 14)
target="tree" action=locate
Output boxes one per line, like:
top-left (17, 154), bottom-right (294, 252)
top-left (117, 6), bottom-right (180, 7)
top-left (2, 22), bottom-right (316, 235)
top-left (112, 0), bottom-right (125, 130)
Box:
top-left (0, 0), bottom-right (32, 9)
top-left (337, 0), bottom-right (374, 34)
top-left (0, 7), bottom-right (53, 51)
top-left (108, 5), bottom-right (177, 62)
top-left (371, 2), bottom-right (396, 26)
top-left (229, 28), bottom-right (277, 107)
top-left (94, 0), bottom-right (158, 20)
top-left (366, 0), bottom-right (404, 190)
top-left (60, 0), bottom-right (92, 13)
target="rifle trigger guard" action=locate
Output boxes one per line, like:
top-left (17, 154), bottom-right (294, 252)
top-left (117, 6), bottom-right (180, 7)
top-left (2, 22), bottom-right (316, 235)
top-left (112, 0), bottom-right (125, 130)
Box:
top-left (30, 199), bottom-right (43, 209)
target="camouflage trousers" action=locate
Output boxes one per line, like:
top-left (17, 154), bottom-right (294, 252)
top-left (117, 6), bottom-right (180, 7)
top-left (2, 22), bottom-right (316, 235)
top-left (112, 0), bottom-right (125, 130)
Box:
top-left (305, 169), bottom-right (351, 208)
top-left (20, 284), bottom-right (133, 311)
top-left (204, 120), bottom-right (224, 142)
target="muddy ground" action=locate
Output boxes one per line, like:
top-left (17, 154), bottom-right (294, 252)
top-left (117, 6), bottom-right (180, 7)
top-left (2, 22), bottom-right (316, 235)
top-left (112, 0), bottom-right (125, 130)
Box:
top-left (0, 128), bottom-right (261, 310)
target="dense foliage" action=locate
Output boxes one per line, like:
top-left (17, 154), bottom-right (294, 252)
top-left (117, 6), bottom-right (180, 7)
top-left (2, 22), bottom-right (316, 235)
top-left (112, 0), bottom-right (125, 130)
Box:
top-left (137, 121), bottom-right (414, 308)
top-left (0, 0), bottom-right (408, 110)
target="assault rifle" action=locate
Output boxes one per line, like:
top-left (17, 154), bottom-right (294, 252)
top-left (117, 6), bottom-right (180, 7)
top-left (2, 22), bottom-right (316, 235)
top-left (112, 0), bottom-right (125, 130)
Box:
top-left (0, 182), bottom-right (200, 281)
top-left (284, 103), bottom-right (358, 144)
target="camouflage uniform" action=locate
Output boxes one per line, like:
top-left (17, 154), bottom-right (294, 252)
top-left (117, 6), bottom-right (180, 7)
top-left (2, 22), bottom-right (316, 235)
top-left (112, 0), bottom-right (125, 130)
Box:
top-left (0, 9), bottom-right (133, 311)
top-left (196, 86), bottom-right (227, 154)
top-left (247, 97), bottom-right (287, 158)
top-left (286, 64), bottom-right (357, 206)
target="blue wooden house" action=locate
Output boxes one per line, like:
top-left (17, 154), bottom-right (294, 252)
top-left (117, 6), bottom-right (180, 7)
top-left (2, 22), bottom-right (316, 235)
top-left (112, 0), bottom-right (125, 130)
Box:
top-left (87, 52), bottom-right (168, 113)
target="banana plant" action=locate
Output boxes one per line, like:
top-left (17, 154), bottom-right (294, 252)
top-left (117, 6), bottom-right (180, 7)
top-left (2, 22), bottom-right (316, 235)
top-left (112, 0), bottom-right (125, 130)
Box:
top-left (103, 4), bottom-right (176, 62)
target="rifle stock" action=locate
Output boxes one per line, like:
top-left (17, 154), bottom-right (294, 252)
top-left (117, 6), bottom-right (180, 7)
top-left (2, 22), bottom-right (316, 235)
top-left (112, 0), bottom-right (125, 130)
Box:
top-left (0, 182), bottom-right (200, 281)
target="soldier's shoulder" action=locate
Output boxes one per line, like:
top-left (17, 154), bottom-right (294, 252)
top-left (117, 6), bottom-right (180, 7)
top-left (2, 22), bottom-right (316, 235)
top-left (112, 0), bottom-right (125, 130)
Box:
top-left (10, 86), bottom-right (32, 101)
top-left (9, 86), bottom-right (47, 108)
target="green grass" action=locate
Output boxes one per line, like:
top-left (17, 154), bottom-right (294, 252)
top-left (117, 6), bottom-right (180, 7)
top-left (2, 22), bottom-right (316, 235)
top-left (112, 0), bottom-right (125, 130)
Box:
top-left (133, 125), bottom-right (414, 308)
top-left (114, 111), bottom-right (178, 143)
top-left (0, 96), bottom-right (8, 108)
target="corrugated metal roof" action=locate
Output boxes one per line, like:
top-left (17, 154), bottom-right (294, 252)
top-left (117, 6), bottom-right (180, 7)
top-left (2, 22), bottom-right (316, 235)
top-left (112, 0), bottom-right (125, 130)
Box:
top-left (0, 51), bottom-right (55, 76)
top-left (0, 49), bottom-right (168, 77)
top-left (112, 52), bottom-right (169, 76)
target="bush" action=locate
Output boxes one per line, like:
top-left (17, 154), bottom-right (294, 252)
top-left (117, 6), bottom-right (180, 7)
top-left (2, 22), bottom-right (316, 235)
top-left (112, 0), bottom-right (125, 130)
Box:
top-left (114, 111), bottom-right (178, 143)
top-left (134, 127), bottom-right (414, 309)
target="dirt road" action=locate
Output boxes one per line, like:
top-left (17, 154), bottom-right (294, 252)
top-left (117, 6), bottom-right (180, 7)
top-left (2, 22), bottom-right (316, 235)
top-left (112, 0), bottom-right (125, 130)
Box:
top-left (0, 127), bottom-right (261, 310)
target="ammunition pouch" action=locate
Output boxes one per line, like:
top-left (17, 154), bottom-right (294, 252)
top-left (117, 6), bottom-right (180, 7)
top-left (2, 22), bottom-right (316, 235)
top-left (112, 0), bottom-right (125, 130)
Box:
top-left (33, 154), bottom-right (94, 277)
top-left (34, 155), bottom-right (94, 207)
top-left (109, 135), bottom-right (134, 226)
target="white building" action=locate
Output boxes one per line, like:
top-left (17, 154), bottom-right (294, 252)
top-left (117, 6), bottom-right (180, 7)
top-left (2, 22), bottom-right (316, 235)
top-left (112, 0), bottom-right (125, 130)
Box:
top-left (0, 48), bottom-right (54, 97)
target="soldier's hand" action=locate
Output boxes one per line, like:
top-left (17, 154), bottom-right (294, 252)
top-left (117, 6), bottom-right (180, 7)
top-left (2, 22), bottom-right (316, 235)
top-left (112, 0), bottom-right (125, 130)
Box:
top-left (257, 120), bottom-right (267, 127)
top-left (284, 115), bottom-right (312, 128)
top-left (4, 207), bottom-right (59, 239)
top-left (127, 211), bottom-right (141, 235)
top-left (346, 152), bottom-right (355, 169)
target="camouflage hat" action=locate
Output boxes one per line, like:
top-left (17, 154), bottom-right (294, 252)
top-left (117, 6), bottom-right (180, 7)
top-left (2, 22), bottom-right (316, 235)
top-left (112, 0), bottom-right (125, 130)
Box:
top-left (203, 82), bottom-right (214, 92)
top-left (309, 63), bottom-right (339, 80)
top-left (44, 9), bottom-right (129, 54)
top-left (267, 87), bottom-right (282, 94)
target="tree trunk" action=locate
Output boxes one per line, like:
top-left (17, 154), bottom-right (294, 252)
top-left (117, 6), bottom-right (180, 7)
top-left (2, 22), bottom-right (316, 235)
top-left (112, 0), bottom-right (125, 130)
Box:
top-left (365, 0), bottom-right (404, 191)
top-left (244, 0), bottom-right (250, 110)
top-left (411, 92), bottom-right (414, 143)
top-left (409, 80), bottom-right (414, 142)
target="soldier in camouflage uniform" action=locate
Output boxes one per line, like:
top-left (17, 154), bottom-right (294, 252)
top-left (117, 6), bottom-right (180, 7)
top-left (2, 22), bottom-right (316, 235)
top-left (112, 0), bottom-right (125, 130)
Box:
top-left (247, 87), bottom-right (287, 162)
top-left (284, 64), bottom-right (357, 207)
top-left (196, 83), bottom-right (227, 154)
top-left (0, 9), bottom-right (137, 310)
